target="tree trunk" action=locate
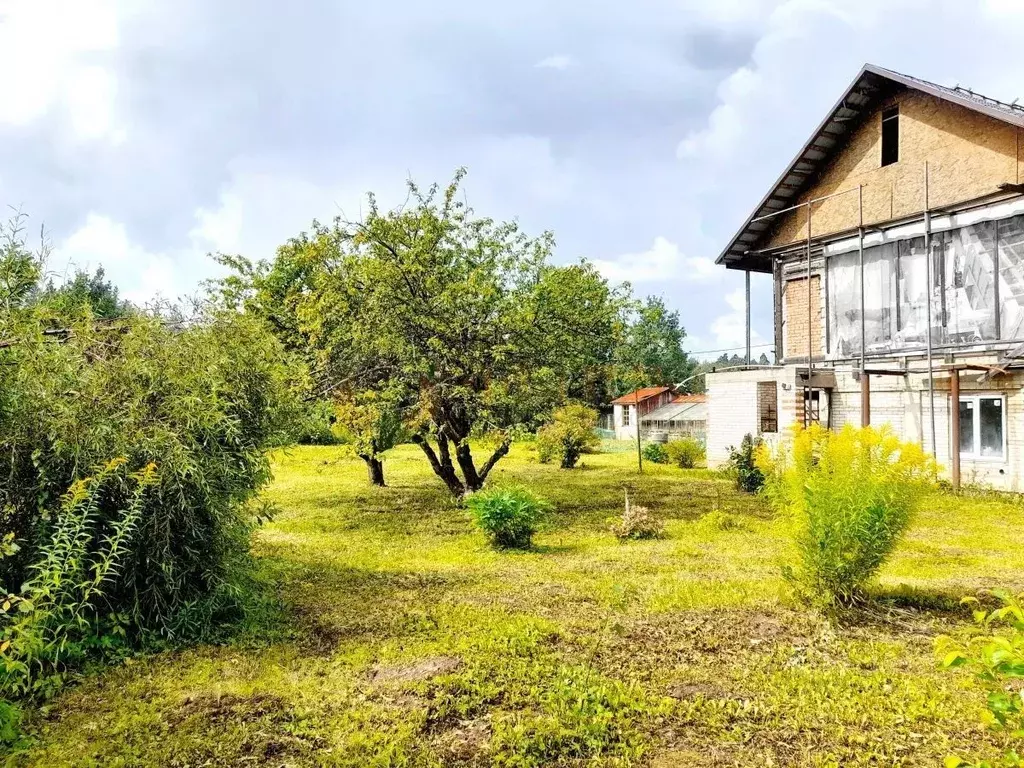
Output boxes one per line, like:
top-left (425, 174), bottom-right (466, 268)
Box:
top-left (359, 454), bottom-right (386, 486)
top-left (412, 433), bottom-right (466, 496)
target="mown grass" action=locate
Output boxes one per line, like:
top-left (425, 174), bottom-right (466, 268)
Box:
top-left (12, 443), bottom-right (1024, 766)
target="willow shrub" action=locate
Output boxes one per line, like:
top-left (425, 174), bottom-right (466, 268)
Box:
top-left (0, 309), bottom-right (301, 643)
top-left (758, 425), bottom-right (935, 607)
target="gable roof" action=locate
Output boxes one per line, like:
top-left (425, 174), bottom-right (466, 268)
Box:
top-left (717, 64), bottom-right (1024, 273)
top-left (610, 386), bottom-right (670, 405)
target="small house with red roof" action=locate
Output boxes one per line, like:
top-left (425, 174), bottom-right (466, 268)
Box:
top-left (610, 387), bottom-right (672, 439)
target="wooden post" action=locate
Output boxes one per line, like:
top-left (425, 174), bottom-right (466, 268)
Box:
top-left (950, 367), bottom-right (961, 491)
top-left (635, 389), bottom-right (643, 474)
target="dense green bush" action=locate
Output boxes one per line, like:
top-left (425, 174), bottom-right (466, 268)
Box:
top-left (1, 222), bottom-right (301, 656)
top-left (2, 310), bottom-right (299, 640)
top-left (938, 590), bottom-right (1024, 768)
top-left (665, 437), bottom-right (704, 469)
top-left (725, 434), bottom-right (764, 493)
top-left (641, 442), bottom-right (668, 464)
top-left (466, 487), bottom-right (550, 549)
top-left (536, 404), bottom-right (600, 469)
top-left (759, 425), bottom-right (934, 607)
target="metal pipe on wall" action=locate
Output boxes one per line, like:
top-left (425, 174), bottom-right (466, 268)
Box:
top-left (924, 162), bottom-right (938, 458)
top-left (950, 367), bottom-right (961, 491)
top-left (745, 270), bottom-right (751, 366)
top-left (858, 185), bottom-right (869, 427)
top-left (807, 203), bottom-right (813, 371)
top-left (806, 203), bottom-right (813, 429)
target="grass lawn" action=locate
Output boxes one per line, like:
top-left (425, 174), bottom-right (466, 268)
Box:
top-left (13, 443), bottom-right (1024, 767)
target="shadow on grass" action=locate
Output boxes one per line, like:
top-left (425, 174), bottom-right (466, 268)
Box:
top-left (258, 558), bottom-right (477, 653)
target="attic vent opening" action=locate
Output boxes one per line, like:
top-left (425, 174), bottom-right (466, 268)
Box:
top-left (881, 105), bottom-right (899, 167)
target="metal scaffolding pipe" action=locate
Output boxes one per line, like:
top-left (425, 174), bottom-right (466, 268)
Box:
top-left (950, 367), bottom-right (961, 491)
top-left (806, 203), bottom-right (813, 428)
top-left (924, 162), bottom-right (938, 459)
top-left (858, 185), bottom-right (868, 426)
top-left (807, 203), bottom-right (813, 372)
top-left (745, 270), bottom-right (751, 366)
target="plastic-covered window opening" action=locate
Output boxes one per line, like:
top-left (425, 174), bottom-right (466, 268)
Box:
top-left (825, 213), bottom-right (1024, 358)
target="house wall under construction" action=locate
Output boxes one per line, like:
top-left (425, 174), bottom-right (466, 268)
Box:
top-left (707, 64), bottom-right (1024, 491)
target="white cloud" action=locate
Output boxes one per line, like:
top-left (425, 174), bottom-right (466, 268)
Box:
top-left (686, 287), bottom-right (769, 361)
top-left (593, 236), bottom-right (716, 285)
top-left (535, 54), bottom-right (575, 71)
top-left (55, 213), bottom-right (177, 304)
top-left (0, 0), bottom-right (122, 139)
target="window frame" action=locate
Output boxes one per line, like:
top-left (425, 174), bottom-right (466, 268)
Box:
top-left (757, 381), bottom-right (778, 434)
top-left (621, 405), bottom-right (630, 427)
top-left (881, 105), bottom-right (899, 167)
top-left (958, 393), bottom-right (1007, 462)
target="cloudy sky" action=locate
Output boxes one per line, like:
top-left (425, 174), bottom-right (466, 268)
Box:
top-left (3, 0), bottom-right (1023, 359)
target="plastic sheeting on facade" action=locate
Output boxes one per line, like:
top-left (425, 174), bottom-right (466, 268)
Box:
top-left (827, 213), bottom-right (1024, 358)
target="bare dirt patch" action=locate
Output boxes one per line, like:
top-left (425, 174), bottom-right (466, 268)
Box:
top-left (369, 655), bottom-right (463, 685)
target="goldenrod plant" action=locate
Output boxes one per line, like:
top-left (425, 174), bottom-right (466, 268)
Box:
top-left (758, 425), bottom-right (936, 607)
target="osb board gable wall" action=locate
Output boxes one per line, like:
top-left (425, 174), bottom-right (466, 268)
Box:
top-left (767, 90), bottom-right (1023, 249)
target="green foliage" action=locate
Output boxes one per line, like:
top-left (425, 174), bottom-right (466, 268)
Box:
top-left (219, 170), bottom-right (626, 495)
top-left (40, 267), bottom-right (131, 320)
top-left (288, 398), bottom-right (339, 445)
top-left (609, 492), bottom-right (663, 540)
top-left (759, 425), bottom-right (935, 607)
top-left (1, 221), bottom-right (301, 646)
top-left (725, 434), bottom-right (765, 493)
top-left (641, 442), bottom-right (668, 464)
top-left (665, 437), bottom-right (704, 469)
top-left (466, 486), bottom-right (550, 549)
top-left (0, 460), bottom-right (156, 704)
top-left (938, 590), bottom-right (1024, 768)
top-left (535, 404), bottom-right (600, 469)
top-left (698, 509), bottom-right (746, 532)
top-left (333, 388), bottom-right (408, 485)
top-left (613, 296), bottom-right (696, 396)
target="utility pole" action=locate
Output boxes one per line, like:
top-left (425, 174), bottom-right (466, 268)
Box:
top-left (634, 386), bottom-right (643, 474)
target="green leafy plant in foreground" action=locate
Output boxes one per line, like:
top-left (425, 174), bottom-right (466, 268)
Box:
top-left (466, 486), bottom-right (550, 549)
top-left (938, 590), bottom-right (1024, 767)
top-left (758, 424), bottom-right (935, 607)
top-left (665, 437), bottom-right (704, 469)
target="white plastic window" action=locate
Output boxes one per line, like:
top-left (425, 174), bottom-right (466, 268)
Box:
top-left (959, 395), bottom-right (1005, 460)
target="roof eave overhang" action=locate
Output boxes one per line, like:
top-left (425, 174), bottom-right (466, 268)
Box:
top-left (714, 63), bottom-right (1024, 273)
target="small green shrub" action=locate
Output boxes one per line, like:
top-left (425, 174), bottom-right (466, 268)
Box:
top-left (698, 510), bottom-right (745, 532)
top-left (466, 487), bottom-right (550, 549)
top-left (535, 404), bottom-right (600, 469)
top-left (938, 590), bottom-right (1024, 768)
top-left (759, 425), bottom-right (934, 607)
top-left (610, 492), bottom-right (663, 540)
top-left (665, 437), bottom-right (704, 469)
top-left (641, 442), bottom-right (668, 464)
top-left (725, 434), bottom-right (764, 493)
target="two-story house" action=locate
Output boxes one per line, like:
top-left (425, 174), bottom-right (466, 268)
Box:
top-left (706, 64), bottom-right (1024, 490)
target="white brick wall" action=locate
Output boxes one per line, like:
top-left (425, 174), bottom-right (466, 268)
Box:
top-left (709, 363), bottom-right (1024, 490)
